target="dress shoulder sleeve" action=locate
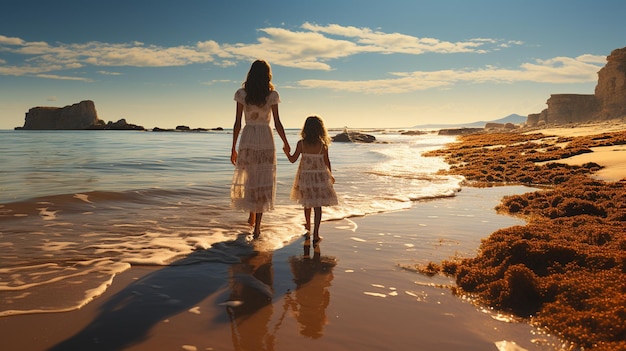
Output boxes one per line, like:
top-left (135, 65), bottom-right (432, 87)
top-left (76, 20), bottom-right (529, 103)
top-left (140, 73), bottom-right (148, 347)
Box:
top-left (267, 90), bottom-right (280, 105)
top-left (234, 88), bottom-right (246, 104)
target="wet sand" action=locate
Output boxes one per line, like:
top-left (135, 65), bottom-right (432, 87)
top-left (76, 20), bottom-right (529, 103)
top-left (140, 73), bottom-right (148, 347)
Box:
top-left (3, 120), bottom-right (625, 351)
top-left (0, 187), bottom-right (565, 351)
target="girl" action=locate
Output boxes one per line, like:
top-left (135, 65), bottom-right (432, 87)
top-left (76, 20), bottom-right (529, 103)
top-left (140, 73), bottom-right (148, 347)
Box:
top-left (285, 116), bottom-right (338, 245)
top-left (231, 60), bottom-right (290, 237)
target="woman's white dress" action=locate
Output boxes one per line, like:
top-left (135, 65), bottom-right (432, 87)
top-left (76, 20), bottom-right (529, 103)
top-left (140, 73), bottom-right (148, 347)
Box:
top-left (231, 88), bottom-right (280, 213)
top-left (290, 147), bottom-right (338, 208)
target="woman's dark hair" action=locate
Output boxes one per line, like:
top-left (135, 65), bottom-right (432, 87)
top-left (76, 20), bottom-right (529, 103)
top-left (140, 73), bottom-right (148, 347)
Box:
top-left (301, 116), bottom-right (331, 146)
top-left (243, 60), bottom-right (274, 106)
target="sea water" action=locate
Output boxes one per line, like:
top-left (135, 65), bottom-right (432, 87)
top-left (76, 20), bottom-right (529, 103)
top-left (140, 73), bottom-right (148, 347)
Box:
top-left (0, 129), bottom-right (462, 316)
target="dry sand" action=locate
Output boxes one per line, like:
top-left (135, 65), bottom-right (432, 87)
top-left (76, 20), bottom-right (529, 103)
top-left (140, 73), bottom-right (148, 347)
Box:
top-left (0, 187), bottom-right (566, 351)
top-left (549, 145), bottom-right (626, 182)
top-left (532, 120), bottom-right (626, 182)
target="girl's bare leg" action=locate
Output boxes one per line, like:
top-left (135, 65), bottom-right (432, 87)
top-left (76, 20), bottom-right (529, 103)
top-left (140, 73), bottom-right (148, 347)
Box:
top-left (247, 212), bottom-right (255, 226)
top-left (253, 212), bottom-right (263, 237)
top-left (313, 207), bottom-right (322, 244)
top-left (304, 208), bottom-right (312, 235)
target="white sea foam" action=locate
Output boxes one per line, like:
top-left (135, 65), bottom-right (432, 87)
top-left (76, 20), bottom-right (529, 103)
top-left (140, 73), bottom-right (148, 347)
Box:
top-left (0, 129), bottom-right (462, 316)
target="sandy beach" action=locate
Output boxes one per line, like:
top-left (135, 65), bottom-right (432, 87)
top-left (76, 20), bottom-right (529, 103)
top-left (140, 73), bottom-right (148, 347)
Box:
top-left (1, 120), bottom-right (625, 351)
top-left (530, 120), bottom-right (626, 182)
top-left (0, 185), bottom-right (568, 351)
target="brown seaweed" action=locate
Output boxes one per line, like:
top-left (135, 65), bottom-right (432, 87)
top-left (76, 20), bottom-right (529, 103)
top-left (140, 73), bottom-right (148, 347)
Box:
top-left (422, 130), bottom-right (626, 350)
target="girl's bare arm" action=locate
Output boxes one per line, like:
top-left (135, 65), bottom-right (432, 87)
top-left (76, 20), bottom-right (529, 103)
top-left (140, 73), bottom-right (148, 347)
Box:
top-left (286, 140), bottom-right (302, 163)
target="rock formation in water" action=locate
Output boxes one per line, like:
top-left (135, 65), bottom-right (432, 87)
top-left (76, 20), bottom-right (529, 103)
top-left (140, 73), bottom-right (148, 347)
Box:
top-left (331, 131), bottom-right (376, 143)
top-left (17, 100), bottom-right (99, 130)
top-left (15, 100), bottom-right (146, 130)
top-left (527, 46), bottom-right (626, 126)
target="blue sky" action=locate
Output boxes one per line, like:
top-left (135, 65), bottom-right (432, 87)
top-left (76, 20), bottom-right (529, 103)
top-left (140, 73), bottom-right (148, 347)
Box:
top-left (1, 0), bottom-right (625, 129)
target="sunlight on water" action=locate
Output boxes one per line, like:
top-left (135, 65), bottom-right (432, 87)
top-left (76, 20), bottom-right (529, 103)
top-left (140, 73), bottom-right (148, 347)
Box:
top-left (0, 129), bottom-right (462, 316)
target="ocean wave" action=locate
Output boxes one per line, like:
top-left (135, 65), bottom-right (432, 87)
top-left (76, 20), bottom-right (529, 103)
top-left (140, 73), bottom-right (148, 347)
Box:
top-left (0, 130), bottom-right (462, 316)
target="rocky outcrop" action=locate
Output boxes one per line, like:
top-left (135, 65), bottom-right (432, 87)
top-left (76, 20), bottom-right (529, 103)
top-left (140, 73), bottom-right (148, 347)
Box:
top-left (16, 100), bottom-right (146, 130)
top-left (485, 122), bottom-right (518, 130)
top-left (18, 100), bottom-right (99, 130)
top-left (545, 94), bottom-right (600, 124)
top-left (332, 131), bottom-right (376, 143)
top-left (152, 126), bottom-right (223, 132)
top-left (87, 118), bottom-right (145, 130)
top-left (527, 46), bottom-right (626, 126)
top-left (400, 130), bottom-right (428, 135)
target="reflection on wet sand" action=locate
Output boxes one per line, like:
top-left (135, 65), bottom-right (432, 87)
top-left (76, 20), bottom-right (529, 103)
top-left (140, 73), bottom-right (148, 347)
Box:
top-left (288, 241), bottom-right (337, 339)
top-left (224, 240), bottom-right (337, 349)
top-left (226, 250), bottom-right (276, 351)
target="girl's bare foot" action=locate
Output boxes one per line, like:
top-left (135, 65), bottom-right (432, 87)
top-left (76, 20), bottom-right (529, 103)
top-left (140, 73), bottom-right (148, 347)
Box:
top-left (313, 236), bottom-right (323, 247)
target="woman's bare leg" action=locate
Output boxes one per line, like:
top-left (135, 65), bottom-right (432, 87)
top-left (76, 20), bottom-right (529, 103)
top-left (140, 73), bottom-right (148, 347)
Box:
top-left (253, 212), bottom-right (263, 237)
top-left (304, 207), bottom-right (312, 234)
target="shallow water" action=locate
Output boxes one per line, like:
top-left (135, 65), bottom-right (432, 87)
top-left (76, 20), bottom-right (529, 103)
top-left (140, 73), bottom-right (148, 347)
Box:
top-left (0, 129), bottom-right (463, 316)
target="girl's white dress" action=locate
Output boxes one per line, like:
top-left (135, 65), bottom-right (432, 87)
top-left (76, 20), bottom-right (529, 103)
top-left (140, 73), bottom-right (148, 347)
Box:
top-left (231, 88), bottom-right (280, 213)
top-left (290, 147), bottom-right (338, 208)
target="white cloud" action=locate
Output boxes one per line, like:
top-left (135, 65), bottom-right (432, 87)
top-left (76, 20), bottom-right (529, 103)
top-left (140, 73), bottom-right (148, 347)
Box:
top-left (0, 35), bottom-right (25, 45)
top-left (202, 79), bottom-right (234, 86)
top-left (35, 73), bottom-right (93, 82)
top-left (301, 22), bottom-right (497, 54)
top-left (576, 54), bottom-right (607, 64)
top-left (297, 55), bottom-right (604, 94)
top-left (222, 27), bottom-right (360, 70)
top-left (1, 39), bottom-right (221, 76)
top-left (0, 23), bottom-right (602, 91)
top-left (97, 70), bottom-right (122, 76)
top-left (0, 22), bottom-right (515, 78)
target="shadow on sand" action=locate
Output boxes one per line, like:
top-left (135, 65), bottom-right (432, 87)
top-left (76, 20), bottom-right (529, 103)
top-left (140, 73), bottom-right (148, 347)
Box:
top-left (47, 234), bottom-right (336, 351)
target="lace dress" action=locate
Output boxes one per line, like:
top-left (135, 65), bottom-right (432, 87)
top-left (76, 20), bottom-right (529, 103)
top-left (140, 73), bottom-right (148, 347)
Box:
top-left (231, 88), bottom-right (280, 213)
top-left (290, 147), bottom-right (338, 208)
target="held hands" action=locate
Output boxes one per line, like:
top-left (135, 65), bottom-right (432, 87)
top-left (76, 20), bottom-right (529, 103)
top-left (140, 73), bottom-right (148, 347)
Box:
top-left (282, 144), bottom-right (291, 157)
top-left (230, 149), bottom-right (237, 165)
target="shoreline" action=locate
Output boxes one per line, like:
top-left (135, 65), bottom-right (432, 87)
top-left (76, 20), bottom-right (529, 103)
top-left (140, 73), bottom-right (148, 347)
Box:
top-left (2, 120), bottom-right (625, 350)
top-left (0, 186), bottom-right (568, 351)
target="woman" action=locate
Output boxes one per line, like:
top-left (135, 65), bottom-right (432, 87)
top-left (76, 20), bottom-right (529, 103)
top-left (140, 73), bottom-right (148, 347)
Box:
top-left (230, 59), bottom-right (290, 237)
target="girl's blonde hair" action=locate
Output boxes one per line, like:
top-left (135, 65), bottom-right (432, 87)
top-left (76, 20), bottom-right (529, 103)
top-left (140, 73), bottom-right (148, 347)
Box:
top-left (243, 59), bottom-right (274, 106)
top-left (301, 115), bottom-right (331, 146)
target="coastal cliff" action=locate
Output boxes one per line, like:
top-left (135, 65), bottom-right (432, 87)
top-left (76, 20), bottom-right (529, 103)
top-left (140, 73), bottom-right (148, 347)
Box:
top-left (527, 46), bottom-right (626, 126)
top-left (595, 46), bottom-right (626, 119)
